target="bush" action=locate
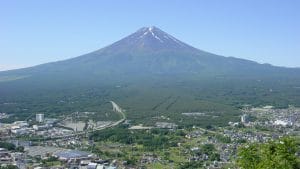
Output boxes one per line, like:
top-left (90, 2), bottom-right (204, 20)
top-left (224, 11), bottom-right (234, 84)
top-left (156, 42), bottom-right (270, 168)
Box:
top-left (237, 137), bottom-right (300, 169)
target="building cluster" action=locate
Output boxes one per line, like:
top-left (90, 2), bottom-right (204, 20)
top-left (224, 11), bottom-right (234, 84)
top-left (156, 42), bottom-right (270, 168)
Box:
top-left (1, 106), bottom-right (300, 168)
top-left (182, 107), bottom-right (299, 169)
top-left (0, 143), bottom-right (119, 169)
top-left (0, 112), bottom-right (9, 119)
top-left (225, 129), bottom-right (275, 143)
top-left (243, 106), bottom-right (300, 129)
top-left (155, 122), bottom-right (178, 129)
top-left (0, 114), bottom-right (78, 139)
top-left (140, 153), bottom-right (160, 165)
top-left (0, 148), bottom-right (13, 166)
top-left (0, 147), bottom-right (26, 169)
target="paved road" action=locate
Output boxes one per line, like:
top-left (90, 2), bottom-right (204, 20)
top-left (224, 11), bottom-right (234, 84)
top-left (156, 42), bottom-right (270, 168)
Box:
top-left (110, 101), bottom-right (126, 120)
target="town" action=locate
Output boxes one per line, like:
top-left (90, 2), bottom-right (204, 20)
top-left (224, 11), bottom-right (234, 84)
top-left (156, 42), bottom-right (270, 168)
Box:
top-left (1, 104), bottom-right (299, 169)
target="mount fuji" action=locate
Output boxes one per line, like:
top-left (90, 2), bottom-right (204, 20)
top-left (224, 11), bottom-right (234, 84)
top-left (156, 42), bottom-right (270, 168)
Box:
top-left (1, 26), bottom-right (299, 82)
top-left (1, 26), bottom-right (300, 124)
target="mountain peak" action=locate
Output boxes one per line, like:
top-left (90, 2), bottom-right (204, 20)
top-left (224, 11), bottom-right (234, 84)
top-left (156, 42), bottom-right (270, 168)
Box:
top-left (104, 26), bottom-right (195, 52)
top-left (148, 26), bottom-right (155, 31)
top-left (140, 26), bottom-right (157, 31)
top-left (138, 26), bottom-right (165, 43)
top-left (138, 26), bottom-right (159, 32)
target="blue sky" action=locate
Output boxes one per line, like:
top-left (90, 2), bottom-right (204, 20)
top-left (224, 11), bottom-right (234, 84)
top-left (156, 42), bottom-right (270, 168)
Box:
top-left (0, 0), bottom-right (299, 70)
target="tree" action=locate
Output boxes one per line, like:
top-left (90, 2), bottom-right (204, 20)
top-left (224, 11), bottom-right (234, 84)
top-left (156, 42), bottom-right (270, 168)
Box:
top-left (237, 143), bottom-right (261, 169)
top-left (201, 144), bottom-right (215, 155)
top-left (0, 165), bottom-right (18, 169)
top-left (0, 142), bottom-right (16, 151)
top-left (237, 137), bottom-right (300, 169)
top-left (15, 146), bottom-right (24, 152)
top-left (179, 161), bottom-right (203, 169)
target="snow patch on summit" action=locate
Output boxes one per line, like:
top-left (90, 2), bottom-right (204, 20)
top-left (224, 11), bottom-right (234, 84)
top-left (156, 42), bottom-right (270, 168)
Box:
top-left (148, 27), bottom-right (163, 43)
top-left (154, 35), bottom-right (163, 43)
top-left (139, 26), bottom-right (163, 43)
top-left (136, 26), bottom-right (189, 46)
top-left (148, 26), bottom-right (154, 31)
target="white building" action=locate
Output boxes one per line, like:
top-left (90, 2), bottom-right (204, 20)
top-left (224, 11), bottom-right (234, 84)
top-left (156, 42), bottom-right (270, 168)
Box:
top-left (274, 119), bottom-right (292, 127)
top-left (11, 128), bottom-right (29, 135)
top-left (12, 121), bottom-right (28, 128)
top-left (241, 114), bottom-right (249, 123)
top-left (36, 114), bottom-right (44, 123)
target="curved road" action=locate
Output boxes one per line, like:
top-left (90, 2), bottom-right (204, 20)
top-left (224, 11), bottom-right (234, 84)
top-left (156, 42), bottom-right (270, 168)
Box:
top-left (110, 101), bottom-right (126, 120)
